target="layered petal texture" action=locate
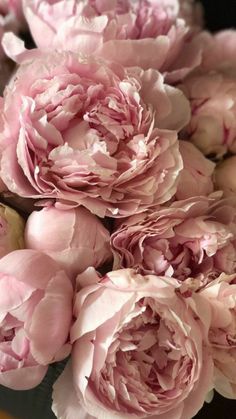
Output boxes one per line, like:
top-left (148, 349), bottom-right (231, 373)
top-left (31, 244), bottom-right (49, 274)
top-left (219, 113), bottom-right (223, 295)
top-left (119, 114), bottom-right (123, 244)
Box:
top-left (200, 273), bottom-right (236, 399)
top-left (22, 0), bottom-right (203, 82)
top-left (0, 52), bottom-right (189, 217)
top-left (53, 268), bottom-right (213, 419)
top-left (111, 195), bottom-right (236, 284)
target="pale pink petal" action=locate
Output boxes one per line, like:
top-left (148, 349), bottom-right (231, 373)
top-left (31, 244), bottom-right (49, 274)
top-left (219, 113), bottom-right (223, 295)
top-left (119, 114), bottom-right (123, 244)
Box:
top-left (0, 250), bottom-right (63, 289)
top-left (0, 365), bottom-right (47, 390)
top-left (28, 273), bottom-right (73, 364)
top-left (52, 361), bottom-right (94, 419)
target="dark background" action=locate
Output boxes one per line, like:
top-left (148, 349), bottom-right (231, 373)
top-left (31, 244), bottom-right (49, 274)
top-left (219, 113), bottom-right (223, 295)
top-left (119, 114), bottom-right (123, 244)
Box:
top-left (201, 0), bottom-right (236, 32)
top-left (0, 1), bottom-right (236, 418)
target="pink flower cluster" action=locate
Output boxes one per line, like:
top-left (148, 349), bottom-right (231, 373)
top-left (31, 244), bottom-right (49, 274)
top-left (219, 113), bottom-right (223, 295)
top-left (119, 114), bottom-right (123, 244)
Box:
top-left (0, 1), bottom-right (236, 419)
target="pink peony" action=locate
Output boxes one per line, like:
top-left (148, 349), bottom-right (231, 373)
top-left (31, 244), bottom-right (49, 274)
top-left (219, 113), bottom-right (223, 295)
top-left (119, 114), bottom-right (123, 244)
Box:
top-left (176, 140), bottom-right (215, 200)
top-left (0, 249), bottom-right (73, 390)
top-left (200, 273), bottom-right (236, 399)
top-left (111, 195), bottom-right (236, 283)
top-left (25, 205), bottom-right (112, 277)
top-left (214, 156), bottom-right (236, 197)
top-left (52, 268), bottom-right (213, 419)
top-left (179, 71), bottom-right (236, 158)
top-left (0, 52), bottom-right (189, 217)
top-left (0, 203), bottom-right (25, 258)
top-left (200, 30), bottom-right (236, 75)
top-left (22, 0), bottom-right (203, 82)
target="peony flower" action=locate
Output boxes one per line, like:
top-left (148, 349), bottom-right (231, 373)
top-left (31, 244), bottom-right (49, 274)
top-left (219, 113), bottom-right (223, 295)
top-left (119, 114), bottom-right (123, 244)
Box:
top-left (199, 273), bottom-right (236, 399)
top-left (0, 249), bottom-right (73, 390)
top-left (176, 140), bottom-right (215, 200)
top-left (179, 71), bottom-right (236, 158)
top-left (0, 52), bottom-right (189, 217)
top-left (214, 156), bottom-right (236, 197)
top-left (53, 268), bottom-right (213, 419)
top-left (22, 0), bottom-right (203, 82)
top-left (0, 203), bottom-right (25, 258)
top-left (25, 205), bottom-right (112, 277)
top-left (200, 30), bottom-right (236, 75)
top-left (111, 195), bottom-right (236, 283)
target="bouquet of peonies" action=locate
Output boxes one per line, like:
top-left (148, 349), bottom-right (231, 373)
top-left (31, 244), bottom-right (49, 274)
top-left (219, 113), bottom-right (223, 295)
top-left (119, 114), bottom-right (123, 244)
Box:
top-left (0, 1), bottom-right (236, 418)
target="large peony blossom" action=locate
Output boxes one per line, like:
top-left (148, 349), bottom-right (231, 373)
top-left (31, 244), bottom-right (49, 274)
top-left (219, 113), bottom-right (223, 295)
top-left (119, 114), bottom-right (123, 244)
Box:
top-left (0, 52), bottom-right (189, 217)
top-left (179, 71), bottom-right (236, 158)
top-left (22, 0), bottom-right (203, 82)
top-left (0, 203), bottom-right (25, 258)
top-left (200, 273), bottom-right (236, 399)
top-left (0, 250), bottom-right (73, 390)
top-left (53, 268), bottom-right (213, 419)
top-left (25, 205), bottom-right (112, 277)
top-left (176, 140), bottom-right (215, 200)
top-left (111, 195), bottom-right (236, 283)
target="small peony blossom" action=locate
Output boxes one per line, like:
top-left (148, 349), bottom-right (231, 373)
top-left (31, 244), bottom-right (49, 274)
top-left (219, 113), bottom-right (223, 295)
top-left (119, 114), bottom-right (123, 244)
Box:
top-left (176, 140), bottom-right (215, 200)
top-left (0, 203), bottom-right (25, 258)
top-left (111, 195), bottom-right (236, 283)
top-left (179, 71), bottom-right (236, 158)
top-left (0, 52), bottom-right (189, 217)
top-left (214, 156), bottom-right (236, 197)
top-left (0, 249), bottom-right (73, 390)
top-left (201, 30), bottom-right (236, 76)
top-left (52, 268), bottom-right (213, 419)
top-left (200, 273), bottom-right (236, 399)
top-left (22, 0), bottom-right (203, 82)
top-left (25, 205), bottom-right (112, 277)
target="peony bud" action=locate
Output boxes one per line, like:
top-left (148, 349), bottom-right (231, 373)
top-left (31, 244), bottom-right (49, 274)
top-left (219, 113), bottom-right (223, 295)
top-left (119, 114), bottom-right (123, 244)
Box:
top-left (25, 206), bottom-right (112, 277)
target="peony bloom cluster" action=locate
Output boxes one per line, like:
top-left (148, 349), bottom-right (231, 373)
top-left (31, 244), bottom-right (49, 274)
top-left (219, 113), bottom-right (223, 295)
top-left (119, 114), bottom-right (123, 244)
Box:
top-left (0, 1), bottom-right (236, 418)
